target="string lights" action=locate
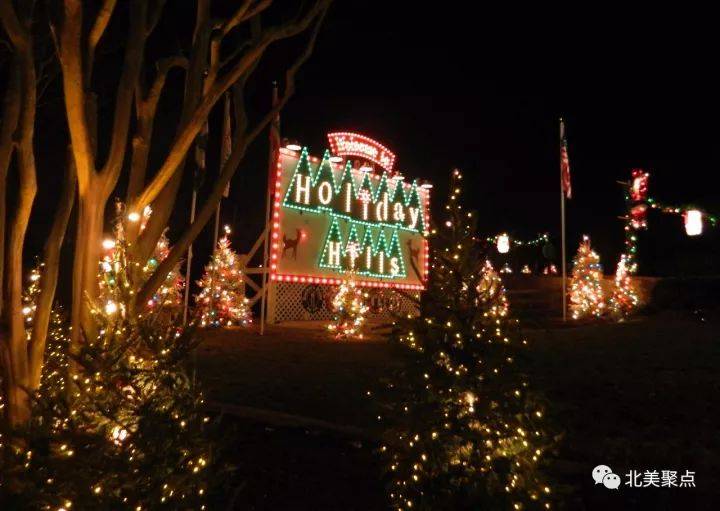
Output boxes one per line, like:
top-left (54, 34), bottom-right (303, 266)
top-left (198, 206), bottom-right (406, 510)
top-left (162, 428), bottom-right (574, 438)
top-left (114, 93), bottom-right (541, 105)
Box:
top-left (615, 168), bottom-right (719, 318)
top-left (327, 274), bottom-right (369, 340)
top-left (608, 254), bottom-right (639, 320)
top-left (621, 168), bottom-right (719, 275)
top-left (486, 233), bottom-right (550, 252)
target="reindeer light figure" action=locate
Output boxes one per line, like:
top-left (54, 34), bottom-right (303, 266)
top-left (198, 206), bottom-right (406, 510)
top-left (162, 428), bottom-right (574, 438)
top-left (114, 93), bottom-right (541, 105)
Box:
top-left (282, 228), bottom-right (303, 259)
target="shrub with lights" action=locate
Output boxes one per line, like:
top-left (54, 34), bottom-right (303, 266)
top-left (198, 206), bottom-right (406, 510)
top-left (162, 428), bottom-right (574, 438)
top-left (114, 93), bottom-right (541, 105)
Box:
top-left (608, 254), bottom-right (639, 320)
top-left (568, 236), bottom-right (605, 320)
top-left (476, 260), bottom-right (510, 320)
top-left (195, 227), bottom-right (252, 327)
top-left (327, 273), bottom-right (369, 340)
top-left (20, 262), bottom-right (71, 396)
top-left (1, 215), bottom-right (216, 510)
top-left (376, 169), bottom-right (555, 510)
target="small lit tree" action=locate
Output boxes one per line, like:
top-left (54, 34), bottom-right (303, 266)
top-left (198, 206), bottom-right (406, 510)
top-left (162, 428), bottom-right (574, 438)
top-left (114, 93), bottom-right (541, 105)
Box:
top-left (377, 169), bottom-right (555, 510)
top-left (476, 260), bottom-right (509, 322)
top-left (568, 236), bottom-right (605, 320)
top-left (195, 229), bottom-right (252, 327)
top-left (327, 275), bottom-right (368, 340)
top-left (19, 262), bottom-right (71, 398)
top-left (608, 254), bottom-right (638, 320)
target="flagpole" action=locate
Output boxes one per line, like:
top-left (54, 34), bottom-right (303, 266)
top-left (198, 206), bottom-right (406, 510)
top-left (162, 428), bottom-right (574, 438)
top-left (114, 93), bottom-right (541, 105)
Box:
top-left (183, 191), bottom-right (196, 326)
top-left (560, 118), bottom-right (567, 322)
top-left (213, 203), bottom-right (221, 247)
top-left (183, 120), bottom-right (209, 325)
top-left (260, 82), bottom-right (279, 335)
top-left (214, 93), bottom-right (232, 248)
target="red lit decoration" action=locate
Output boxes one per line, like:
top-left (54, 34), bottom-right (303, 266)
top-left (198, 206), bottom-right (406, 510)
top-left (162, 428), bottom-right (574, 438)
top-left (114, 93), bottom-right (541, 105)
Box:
top-left (327, 132), bottom-right (396, 172)
top-left (629, 203), bottom-right (648, 230)
top-left (630, 169), bottom-right (649, 202)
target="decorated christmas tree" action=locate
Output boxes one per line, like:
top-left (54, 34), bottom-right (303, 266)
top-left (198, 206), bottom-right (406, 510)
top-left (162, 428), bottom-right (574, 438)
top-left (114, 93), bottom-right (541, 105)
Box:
top-left (327, 274), bottom-right (369, 340)
top-left (97, 205), bottom-right (185, 326)
top-left (145, 229), bottom-right (185, 313)
top-left (9, 213), bottom-right (216, 510)
top-left (377, 169), bottom-right (554, 510)
top-left (608, 254), bottom-right (638, 320)
top-left (568, 235), bottom-right (606, 320)
top-left (195, 228), bottom-right (252, 327)
top-left (140, 206), bottom-right (185, 318)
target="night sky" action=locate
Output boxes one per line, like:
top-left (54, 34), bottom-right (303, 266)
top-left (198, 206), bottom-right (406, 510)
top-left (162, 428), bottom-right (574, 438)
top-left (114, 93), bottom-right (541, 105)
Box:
top-left (270, 2), bottom-right (719, 276)
top-left (15, 2), bottom-right (720, 289)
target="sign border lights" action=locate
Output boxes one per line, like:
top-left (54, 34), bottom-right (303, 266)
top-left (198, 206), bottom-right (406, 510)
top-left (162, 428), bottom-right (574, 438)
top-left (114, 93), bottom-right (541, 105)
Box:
top-left (327, 132), bottom-right (396, 173)
top-left (270, 134), bottom-right (429, 291)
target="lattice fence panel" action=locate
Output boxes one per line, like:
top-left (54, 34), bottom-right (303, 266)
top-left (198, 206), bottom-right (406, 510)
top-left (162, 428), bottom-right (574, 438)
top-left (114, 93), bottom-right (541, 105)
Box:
top-left (272, 282), bottom-right (419, 322)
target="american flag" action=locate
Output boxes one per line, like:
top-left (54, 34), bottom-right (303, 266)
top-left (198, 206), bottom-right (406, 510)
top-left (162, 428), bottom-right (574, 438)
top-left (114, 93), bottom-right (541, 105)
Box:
top-left (560, 119), bottom-right (572, 199)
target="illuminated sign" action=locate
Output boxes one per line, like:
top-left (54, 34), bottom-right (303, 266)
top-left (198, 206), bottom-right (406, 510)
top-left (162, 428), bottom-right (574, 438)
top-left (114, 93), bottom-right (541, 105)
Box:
top-left (327, 132), bottom-right (396, 172)
top-left (269, 140), bottom-right (429, 291)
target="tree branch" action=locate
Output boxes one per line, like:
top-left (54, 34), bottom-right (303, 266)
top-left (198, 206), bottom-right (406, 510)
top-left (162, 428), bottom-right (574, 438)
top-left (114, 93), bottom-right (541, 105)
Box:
top-left (131, 0), bottom-right (330, 215)
top-left (129, 0), bottom-right (212, 259)
top-left (86, 0), bottom-right (117, 83)
top-left (146, 0), bottom-right (167, 36)
top-left (98, 0), bottom-right (148, 197)
top-left (136, 3), bottom-right (329, 306)
top-left (58, 0), bottom-right (95, 195)
top-left (126, 56), bottom-right (188, 203)
top-left (28, 147), bottom-right (76, 389)
top-left (221, 0), bottom-right (272, 38)
top-left (0, 61), bottom-right (22, 318)
top-left (0, 1), bottom-right (29, 51)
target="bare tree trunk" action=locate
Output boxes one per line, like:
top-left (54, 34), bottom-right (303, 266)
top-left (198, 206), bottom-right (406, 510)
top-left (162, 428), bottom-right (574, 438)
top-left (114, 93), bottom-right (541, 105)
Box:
top-left (28, 150), bottom-right (76, 389)
top-left (60, 0), bottom-right (147, 345)
top-left (1, 31), bottom-right (38, 426)
top-left (0, 59), bottom-right (22, 320)
top-left (70, 188), bottom-right (104, 345)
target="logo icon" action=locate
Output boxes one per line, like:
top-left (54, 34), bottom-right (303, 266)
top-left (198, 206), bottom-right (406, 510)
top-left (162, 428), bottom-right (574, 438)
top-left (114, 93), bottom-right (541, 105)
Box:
top-left (593, 465), bottom-right (620, 490)
top-left (602, 473), bottom-right (621, 490)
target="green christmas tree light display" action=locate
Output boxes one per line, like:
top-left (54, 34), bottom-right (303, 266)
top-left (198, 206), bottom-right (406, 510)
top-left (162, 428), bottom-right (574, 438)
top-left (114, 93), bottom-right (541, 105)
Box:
top-left (376, 169), bottom-right (555, 511)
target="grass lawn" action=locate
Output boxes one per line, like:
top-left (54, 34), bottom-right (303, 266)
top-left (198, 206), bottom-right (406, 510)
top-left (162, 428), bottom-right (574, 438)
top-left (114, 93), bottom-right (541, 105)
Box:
top-left (197, 314), bottom-right (720, 510)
